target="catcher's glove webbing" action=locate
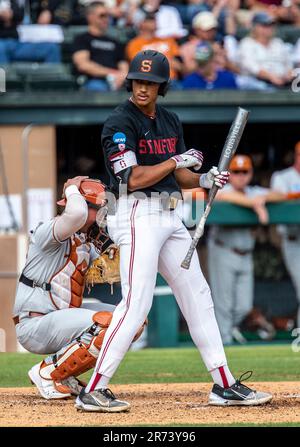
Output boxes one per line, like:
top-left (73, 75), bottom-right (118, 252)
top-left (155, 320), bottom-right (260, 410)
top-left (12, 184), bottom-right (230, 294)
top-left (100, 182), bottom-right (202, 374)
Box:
top-left (85, 245), bottom-right (120, 291)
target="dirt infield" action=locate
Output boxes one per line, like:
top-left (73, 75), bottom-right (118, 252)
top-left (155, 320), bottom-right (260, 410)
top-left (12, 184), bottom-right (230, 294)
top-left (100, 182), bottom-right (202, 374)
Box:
top-left (1, 382), bottom-right (300, 426)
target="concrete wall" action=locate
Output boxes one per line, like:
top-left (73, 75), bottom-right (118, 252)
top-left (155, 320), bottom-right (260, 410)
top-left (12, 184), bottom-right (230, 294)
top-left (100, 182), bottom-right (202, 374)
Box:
top-left (0, 125), bottom-right (56, 352)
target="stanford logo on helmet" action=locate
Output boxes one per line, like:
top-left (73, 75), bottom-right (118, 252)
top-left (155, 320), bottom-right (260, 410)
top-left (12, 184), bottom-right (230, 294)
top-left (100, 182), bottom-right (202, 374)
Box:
top-left (140, 60), bottom-right (152, 72)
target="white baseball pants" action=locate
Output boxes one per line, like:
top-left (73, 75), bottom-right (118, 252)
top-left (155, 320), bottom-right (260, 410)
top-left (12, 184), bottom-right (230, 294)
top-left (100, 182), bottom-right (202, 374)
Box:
top-left (87, 196), bottom-right (228, 391)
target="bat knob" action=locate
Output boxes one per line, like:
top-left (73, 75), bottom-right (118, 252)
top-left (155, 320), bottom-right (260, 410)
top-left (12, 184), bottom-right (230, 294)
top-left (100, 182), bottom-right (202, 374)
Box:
top-left (181, 259), bottom-right (191, 270)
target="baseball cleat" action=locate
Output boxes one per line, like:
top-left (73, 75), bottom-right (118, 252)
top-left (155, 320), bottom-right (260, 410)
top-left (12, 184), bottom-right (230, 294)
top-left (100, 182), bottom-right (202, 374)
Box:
top-left (208, 371), bottom-right (272, 406)
top-left (75, 388), bottom-right (130, 413)
top-left (28, 362), bottom-right (71, 400)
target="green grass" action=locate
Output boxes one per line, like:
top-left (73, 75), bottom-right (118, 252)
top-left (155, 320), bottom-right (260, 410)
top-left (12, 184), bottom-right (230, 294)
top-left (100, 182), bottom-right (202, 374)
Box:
top-left (1, 344), bottom-right (300, 388)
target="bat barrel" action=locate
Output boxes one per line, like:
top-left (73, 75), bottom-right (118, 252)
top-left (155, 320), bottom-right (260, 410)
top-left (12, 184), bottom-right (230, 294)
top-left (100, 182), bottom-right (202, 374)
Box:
top-left (218, 107), bottom-right (250, 173)
top-left (181, 106), bottom-right (250, 270)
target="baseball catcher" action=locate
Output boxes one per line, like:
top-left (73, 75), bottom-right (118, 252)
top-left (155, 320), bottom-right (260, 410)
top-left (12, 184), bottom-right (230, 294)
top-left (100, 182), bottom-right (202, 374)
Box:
top-left (13, 176), bottom-right (145, 405)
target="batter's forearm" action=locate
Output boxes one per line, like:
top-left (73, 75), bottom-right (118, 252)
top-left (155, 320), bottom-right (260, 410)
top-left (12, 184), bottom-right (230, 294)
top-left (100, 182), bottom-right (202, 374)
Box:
top-left (174, 168), bottom-right (200, 189)
top-left (127, 159), bottom-right (176, 191)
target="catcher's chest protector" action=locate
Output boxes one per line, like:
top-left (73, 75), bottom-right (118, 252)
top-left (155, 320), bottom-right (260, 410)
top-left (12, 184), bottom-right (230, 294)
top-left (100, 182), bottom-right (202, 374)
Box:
top-left (49, 234), bottom-right (90, 309)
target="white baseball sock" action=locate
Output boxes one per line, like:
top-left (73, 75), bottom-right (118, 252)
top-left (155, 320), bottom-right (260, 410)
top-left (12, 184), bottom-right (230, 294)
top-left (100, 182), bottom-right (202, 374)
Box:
top-left (210, 365), bottom-right (235, 388)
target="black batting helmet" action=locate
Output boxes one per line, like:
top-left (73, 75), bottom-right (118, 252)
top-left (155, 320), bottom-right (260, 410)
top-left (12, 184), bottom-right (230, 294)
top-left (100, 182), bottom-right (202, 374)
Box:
top-left (126, 50), bottom-right (170, 96)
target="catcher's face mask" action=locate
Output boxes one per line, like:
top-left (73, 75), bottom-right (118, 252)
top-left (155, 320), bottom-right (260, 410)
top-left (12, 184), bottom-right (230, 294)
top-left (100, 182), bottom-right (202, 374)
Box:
top-left (86, 221), bottom-right (111, 254)
top-left (86, 202), bottom-right (110, 254)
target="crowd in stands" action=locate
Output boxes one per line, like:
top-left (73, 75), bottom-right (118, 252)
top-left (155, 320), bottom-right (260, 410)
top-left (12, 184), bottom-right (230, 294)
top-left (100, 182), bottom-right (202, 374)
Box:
top-left (1, 0), bottom-right (300, 91)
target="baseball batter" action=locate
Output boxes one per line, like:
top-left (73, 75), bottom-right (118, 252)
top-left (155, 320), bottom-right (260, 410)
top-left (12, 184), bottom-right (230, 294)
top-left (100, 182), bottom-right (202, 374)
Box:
top-left (75, 50), bottom-right (272, 412)
top-left (13, 176), bottom-right (144, 407)
top-left (271, 142), bottom-right (300, 327)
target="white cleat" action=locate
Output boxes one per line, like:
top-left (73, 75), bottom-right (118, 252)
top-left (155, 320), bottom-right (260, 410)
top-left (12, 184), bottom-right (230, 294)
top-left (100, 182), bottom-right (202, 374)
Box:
top-left (28, 362), bottom-right (71, 400)
top-left (208, 371), bottom-right (272, 407)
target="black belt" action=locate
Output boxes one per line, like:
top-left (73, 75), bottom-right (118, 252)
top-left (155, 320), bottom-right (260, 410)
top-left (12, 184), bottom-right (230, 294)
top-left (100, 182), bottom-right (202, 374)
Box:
top-left (215, 239), bottom-right (252, 256)
top-left (19, 273), bottom-right (51, 291)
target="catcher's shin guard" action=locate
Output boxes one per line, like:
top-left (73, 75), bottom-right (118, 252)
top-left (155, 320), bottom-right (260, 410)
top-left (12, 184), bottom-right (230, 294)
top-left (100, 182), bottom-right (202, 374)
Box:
top-left (39, 312), bottom-right (113, 389)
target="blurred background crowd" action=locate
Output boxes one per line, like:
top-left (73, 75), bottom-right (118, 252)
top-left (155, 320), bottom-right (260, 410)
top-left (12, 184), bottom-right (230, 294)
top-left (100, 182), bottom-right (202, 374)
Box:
top-left (2, 0), bottom-right (300, 91)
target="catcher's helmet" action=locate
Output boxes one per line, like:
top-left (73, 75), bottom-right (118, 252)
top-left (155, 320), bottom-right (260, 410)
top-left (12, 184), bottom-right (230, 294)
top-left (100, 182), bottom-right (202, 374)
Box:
top-left (126, 50), bottom-right (170, 96)
top-left (57, 178), bottom-right (107, 208)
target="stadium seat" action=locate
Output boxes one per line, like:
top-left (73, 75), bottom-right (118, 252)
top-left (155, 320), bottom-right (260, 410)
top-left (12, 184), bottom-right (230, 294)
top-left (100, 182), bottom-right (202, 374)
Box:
top-left (10, 62), bottom-right (70, 76)
top-left (276, 25), bottom-right (300, 45)
top-left (1, 65), bottom-right (24, 92)
top-left (4, 63), bottom-right (77, 91)
top-left (63, 26), bottom-right (89, 44)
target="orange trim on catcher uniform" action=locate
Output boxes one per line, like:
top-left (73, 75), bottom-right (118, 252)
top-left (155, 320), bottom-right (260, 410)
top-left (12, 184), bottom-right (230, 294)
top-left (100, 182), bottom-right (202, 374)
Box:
top-left (49, 235), bottom-right (90, 309)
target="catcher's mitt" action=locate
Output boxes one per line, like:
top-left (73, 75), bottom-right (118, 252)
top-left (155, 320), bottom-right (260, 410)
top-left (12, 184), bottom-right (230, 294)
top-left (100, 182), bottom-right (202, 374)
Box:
top-left (85, 245), bottom-right (120, 287)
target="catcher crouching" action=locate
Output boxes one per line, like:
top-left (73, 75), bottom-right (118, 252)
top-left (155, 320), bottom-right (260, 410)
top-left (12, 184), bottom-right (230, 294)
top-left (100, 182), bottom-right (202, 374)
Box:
top-left (13, 177), bottom-right (145, 411)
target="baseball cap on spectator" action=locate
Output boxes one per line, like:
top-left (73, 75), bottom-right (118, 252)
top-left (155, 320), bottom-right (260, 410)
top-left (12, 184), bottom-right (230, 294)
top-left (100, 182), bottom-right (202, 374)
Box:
top-left (195, 42), bottom-right (214, 64)
top-left (192, 11), bottom-right (218, 31)
top-left (230, 155), bottom-right (253, 171)
top-left (252, 12), bottom-right (275, 26)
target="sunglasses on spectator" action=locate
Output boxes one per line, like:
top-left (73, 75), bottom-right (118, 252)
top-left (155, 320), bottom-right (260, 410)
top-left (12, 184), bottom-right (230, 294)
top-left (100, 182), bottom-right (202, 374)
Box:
top-left (231, 170), bottom-right (251, 174)
top-left (97, 13), bottom-right (109, 18)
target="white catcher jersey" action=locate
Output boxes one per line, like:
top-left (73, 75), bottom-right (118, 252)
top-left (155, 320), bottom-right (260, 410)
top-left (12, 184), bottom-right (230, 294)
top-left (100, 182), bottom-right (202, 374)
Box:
top-left (13, 219), bottom-right (97, 316)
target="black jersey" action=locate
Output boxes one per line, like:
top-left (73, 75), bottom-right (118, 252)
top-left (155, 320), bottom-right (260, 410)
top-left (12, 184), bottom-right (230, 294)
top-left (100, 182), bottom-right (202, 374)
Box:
top-left (101, 99), bottom-right (186, 197)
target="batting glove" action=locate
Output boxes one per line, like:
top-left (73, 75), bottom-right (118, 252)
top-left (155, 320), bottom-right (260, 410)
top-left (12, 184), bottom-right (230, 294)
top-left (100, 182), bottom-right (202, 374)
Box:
top-left (199, 166), bottom-right (230, 189)
top-left (171, 149), bottom-right (204, 171)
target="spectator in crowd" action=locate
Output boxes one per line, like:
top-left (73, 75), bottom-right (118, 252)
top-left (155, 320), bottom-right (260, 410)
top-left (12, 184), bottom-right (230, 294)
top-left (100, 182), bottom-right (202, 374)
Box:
top-left (182, 41), bottom-right (238, 89)
top-left (0, 0), bottom-right (61, 63)
top-left (207, 155), bottom-right (284, 345)
top-left (178, 0), bottom-right (240, 34)
top-left (72, 1), bottom-right (128, 91)
top-left (33, 0), bottom-right (137, 26)
top-left (271, 142), bottom-right (300, 328)
top-left (131, 0), bottom-right (188, 38)
top-left (236, 0), bottom-right (300, 28)
top-left (126, 12), bottom-right (183, 88)
top-left (238, 12), bottom-right (294, 88)
top-left (32, 0), bottom-right (87, 26)
top-left (180, 11), bottom-right (239, 75)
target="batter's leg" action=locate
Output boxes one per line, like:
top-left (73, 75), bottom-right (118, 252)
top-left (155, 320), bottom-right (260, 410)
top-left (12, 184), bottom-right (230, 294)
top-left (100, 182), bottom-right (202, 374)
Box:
top-left (158, 221), bottom-right (235, 388)
top-left (85, 209), bottom-right (171, 393)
